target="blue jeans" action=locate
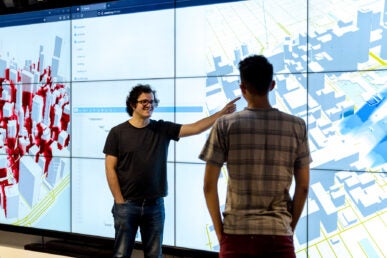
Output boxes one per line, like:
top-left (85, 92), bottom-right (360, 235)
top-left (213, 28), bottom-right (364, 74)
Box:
top-left (112, 197), bottom-right (165, 258)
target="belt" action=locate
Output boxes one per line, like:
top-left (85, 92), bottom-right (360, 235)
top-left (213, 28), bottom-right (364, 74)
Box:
top-left (126, 197), bottom-right (160, 206)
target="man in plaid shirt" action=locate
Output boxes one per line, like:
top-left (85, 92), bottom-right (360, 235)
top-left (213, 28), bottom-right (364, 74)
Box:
top-left (200, 55), bottom-right (311, 258)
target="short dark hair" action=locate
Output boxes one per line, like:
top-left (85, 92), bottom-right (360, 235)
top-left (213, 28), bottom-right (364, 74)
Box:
top-left (126, 84), bottom-right (159, 116)
top-left (238, 55), bottom-right (273, 95)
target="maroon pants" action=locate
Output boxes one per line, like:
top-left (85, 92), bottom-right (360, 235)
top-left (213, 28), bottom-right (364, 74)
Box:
top-left (219, 233), bottom-right (296, 258)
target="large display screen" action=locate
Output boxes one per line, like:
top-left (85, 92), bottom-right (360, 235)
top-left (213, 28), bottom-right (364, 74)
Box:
top-left (0, 0), bottom-right (386, 256)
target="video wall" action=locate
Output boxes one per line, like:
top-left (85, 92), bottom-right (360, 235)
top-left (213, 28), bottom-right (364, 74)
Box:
top-left (0, 0), bottom-right (386, 256)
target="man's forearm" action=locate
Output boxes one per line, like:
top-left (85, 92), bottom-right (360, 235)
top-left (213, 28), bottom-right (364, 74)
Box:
top-left (204, 191), bottom-right (223, 241)
top-left (290, 186), bottom-right (308, 231)
top-left (106, 168), bottom-right (125, 203)
top-left (179, 97), bottom-right (240, 137)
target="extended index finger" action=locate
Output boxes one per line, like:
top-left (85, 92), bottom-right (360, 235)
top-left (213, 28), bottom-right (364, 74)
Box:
top-left (228, 96), bottom-right (241, 104)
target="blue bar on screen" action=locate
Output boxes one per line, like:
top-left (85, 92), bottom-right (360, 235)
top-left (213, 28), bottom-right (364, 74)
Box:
top-left (73, 106), bottom-right (203, 113)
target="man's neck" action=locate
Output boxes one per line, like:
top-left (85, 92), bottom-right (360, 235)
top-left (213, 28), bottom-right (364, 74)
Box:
top-left (247, 96), bottom-right (272, 109)
top-left (129, 117), bottom-right (150, 128)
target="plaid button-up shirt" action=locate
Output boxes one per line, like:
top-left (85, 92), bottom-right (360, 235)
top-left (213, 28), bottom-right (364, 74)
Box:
top-left (199, 107), bottom-right (311, 235)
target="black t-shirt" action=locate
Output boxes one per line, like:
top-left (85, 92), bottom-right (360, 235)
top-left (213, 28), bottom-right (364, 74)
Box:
top-left (103, 119), bottom-right (181, 200)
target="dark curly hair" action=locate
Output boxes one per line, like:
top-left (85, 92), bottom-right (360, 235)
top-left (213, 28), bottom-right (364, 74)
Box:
top-left (238, 55), bottom-right (273, 95)
top-left (126, 84), bottom-right (159, 116)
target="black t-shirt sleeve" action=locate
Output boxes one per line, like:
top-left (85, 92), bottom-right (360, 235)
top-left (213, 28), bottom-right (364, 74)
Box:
top-left (169, 122), bottom-right (182, 141)
top-left (103, 126), bottom-right (118, 157)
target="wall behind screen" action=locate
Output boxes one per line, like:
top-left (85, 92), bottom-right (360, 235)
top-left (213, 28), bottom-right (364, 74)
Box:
top-left (0, 0), bottom-right (386, 257)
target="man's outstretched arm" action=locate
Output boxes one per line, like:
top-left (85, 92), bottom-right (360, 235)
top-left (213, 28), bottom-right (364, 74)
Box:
top-left (179, 97), bottom-right (240, 137)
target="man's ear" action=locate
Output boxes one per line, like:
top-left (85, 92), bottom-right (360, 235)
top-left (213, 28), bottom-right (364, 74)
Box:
top-left (240, 82), bottom-right (247, 94)
top-left (269, 80), bottom-right (276, 91)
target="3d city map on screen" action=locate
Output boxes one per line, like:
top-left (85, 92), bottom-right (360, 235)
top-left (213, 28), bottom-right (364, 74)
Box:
top-left (0, 0), bottom-right (386, 257)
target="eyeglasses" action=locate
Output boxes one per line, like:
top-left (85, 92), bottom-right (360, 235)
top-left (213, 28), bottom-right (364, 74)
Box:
top-left (137, 99), bottom-right (158, 107)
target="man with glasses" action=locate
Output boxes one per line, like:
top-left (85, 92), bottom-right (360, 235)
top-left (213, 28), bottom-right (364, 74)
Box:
top-left (103, 84), bottom-right (239, 258)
